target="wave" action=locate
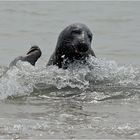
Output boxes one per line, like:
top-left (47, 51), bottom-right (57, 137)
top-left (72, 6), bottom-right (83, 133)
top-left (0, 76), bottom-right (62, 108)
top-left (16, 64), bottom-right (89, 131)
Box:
top-left (0, 57), bottom-right (140, 100)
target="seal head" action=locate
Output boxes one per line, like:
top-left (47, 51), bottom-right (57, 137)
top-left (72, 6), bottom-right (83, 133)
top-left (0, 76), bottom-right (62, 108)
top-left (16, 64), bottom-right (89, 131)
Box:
top-left (47, 23), bottom-right (95, 68)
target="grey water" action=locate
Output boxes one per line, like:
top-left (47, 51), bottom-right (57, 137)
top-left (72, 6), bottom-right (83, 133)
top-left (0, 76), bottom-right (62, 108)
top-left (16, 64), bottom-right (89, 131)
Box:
top-left (0, 1), bottom-right (140, 139)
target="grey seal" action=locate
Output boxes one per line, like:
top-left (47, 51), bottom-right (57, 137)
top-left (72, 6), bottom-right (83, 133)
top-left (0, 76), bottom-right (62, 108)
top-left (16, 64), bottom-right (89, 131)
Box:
top-left (47, 23), bottom-right (95, 69)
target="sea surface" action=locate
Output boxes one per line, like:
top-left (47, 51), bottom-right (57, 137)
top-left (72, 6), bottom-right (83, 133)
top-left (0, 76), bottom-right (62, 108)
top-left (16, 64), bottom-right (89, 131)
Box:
top-left (0, 1), bottom-right (140, 139)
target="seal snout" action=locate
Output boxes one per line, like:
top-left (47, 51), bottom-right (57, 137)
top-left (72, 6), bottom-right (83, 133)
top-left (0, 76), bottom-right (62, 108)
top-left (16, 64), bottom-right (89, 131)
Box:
top-left (77, 42), bottom-right (89, 53)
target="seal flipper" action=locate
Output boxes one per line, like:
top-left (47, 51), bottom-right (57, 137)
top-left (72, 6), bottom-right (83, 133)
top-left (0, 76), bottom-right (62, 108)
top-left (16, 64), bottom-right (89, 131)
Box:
top-left (9, 45), bottom-right (42, 67)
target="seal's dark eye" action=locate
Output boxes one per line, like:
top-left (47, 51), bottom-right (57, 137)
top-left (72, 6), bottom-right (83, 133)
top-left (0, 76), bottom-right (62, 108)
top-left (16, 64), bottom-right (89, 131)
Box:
top-left (88, 34), bottom-right (92, 41)
top-left (71, 30), bottom-right (81, 35)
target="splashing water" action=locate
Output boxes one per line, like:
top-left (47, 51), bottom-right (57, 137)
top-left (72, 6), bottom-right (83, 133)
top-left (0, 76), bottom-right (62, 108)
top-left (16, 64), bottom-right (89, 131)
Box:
top-left (0, 57), bottom-right (140, 100)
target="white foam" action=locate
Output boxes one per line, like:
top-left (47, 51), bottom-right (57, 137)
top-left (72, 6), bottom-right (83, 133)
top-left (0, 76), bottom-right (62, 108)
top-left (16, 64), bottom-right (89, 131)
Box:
top-left (0, 57), bottom-right (139, 99)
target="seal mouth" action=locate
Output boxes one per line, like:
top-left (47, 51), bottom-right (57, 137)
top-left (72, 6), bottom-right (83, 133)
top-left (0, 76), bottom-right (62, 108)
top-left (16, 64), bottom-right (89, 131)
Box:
top-left (27, 46), bottom-right (40, 55)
